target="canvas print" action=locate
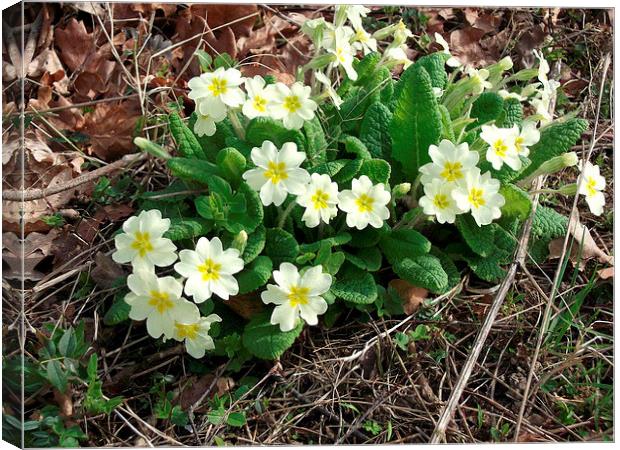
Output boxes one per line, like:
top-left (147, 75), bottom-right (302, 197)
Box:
top-left (1, 3), bottom-right (613, 446)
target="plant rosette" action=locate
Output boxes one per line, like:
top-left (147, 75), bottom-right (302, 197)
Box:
top-left (112, 6), bottom-right (599, 364)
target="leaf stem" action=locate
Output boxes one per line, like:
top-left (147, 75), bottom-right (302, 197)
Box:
top-left (228, 111), bottom-right (246, 140)
top-left (277, 200), bottom-right (297, 228)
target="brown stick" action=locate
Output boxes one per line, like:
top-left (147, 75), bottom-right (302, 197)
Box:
top-left (2, 153), bottom-right (146, 201)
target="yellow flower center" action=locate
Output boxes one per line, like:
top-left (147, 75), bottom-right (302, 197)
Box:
top-left (336, 47), bottom-right (346, 63)
top-left (175, 322), bottom-right (200, 340)
top-left (263, 161), bottom-right (288, 184)
top-left (514, 136), bottom-right (524, 153)
top-left (131, 231), bottom-right (153, 257)
top-left (288, 286), bottom-right (310, 307)
top-left (198, 259), bottom-right (221, 281)
top-left (493, 139), bottom-right (508, 157)
top-left (440, 161), bottom-right (464, 182)
top-left (283, 95), bottom-right (301, 113)
top-left (433, 194), bottom-right (449, 210)
top-left (355, 194), bottom-right (375, 213)
top-left (208, 77), bottom-right (228, 97)
top-left (356, 30), bottom-right (368, 42)
top-left (585, 177), bottom-right (598, 197)
top-left (253, 95), bottom-right (267, 112)
top-left (148, 291), bottom-right (174, 314)
top-left (468, 188), bottom-right (486, 209)
top-left (311, 189), bottom-right (330, 210)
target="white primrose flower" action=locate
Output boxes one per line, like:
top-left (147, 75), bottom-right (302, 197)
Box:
top-left (419, 140), bottom-right (479, 185)
top-left (125, 271), bottom-right (198, 339)
top-left (296, 173), bottom-right (340, 228)
top-left (336, 4), bottom-right (371, 30)
top-left (338, 175), bottom-right (391, 230)
top-left (352, 27), bottom-right (378, 55)
top-left (327, 27), bottom-right (358, 81)
top-left (174, 237), bottom-right (244, 303)
top-left (578, 161), bottom-right (606, 216)
top-left (498, 89), bottom-right (526, 102)
top-left (466, 67), bottom-right (492, 94)
top-left (270, 82), bottom-right (318, 130)
top-left (315, 71), bottom-right (343, 108)
top-left (480, 124), bottom-right (522, 171)
top-left (173, 313), bottom-right (222, 359)
top-left (434, 32), bottom-right (461, 67)
top-left (384, 45), bottom-right (413, 69)
top-left (451, 169), bottom-right (505, 226)
top-left (242, 140), bottom-right (311, 206)
top-left (187, 67), bottom-right (245, 116)
top-left (242, 76), bottom-right (275, 119)
top-left (419, 178), bottom-right (461, 224)
top-left (112, 209), bottom-right (177, 271)
top-left (392, 20), bottom-right (413, 45)
top-left (513, 122), bottom-right (540, 157)
top-left (194, 97), bottom-right (227, 137)
top-left (301, 17), bottom-right (328, 48)
top-left (261, 263), bottom-right (331, 332)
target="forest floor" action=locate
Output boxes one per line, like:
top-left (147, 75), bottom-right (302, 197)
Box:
top-left (2, 4), bottom-right (614, 445)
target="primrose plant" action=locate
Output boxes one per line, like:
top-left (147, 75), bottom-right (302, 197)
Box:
top-left (119, 5), bottom-right (603, 362)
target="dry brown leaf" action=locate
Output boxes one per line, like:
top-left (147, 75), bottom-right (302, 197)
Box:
top-left (226, 293), bottom-right (265, 319)
top-left (2, 230), bottom-right (59, 281)
top-left (548, 211), bottom-right (614, 269)
top-left (54, 19), bottom-right (96, 72)
top-left (177, 375), bottom-right (235, 411)
top-left (81, 101), bottom-right (142, 160)
top-left (597, 267), bottom-right (614, 280)
top-left (388, 279), bottom-right (428, 315)
top-left (91, 252), bottom-right (126, 288)
top-left (449, 26), bottom-right (487, 66)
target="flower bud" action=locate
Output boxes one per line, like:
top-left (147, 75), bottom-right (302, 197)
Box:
top-left (512, 68), bottom-right (539, 81)
top-left (520, 152), bottom-right (579, 185)
top-left (499, 56), bottom-right (513, 71)
top-left (557, 183), bottom-right (578, 196)
top-left (304, 53), bottom-right (335, 71)
top-left (134, 137), bottom-right (170, 159)
top-left (231, 230), bottom-right (248, 254)
top-left (392, 183), bottom-right (411, 198)
top-left (372, 24), bottom-right (395, 41)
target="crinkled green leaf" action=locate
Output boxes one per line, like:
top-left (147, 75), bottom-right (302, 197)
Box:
top-left (246, 117), bottom-right (306, 153)
top-left (360, 102), bottom-right (393, 159)
top-left (167, 157), bottom-right (221, 185)
top-left (390, 65), bottom-right (442, 178)
top-left (499, 184), bottom-right (532, 223)
top-left (468, 92), bottom-right (504, 129)
top-left (303, 116), bottom-right (327, 164)
top-left (103, 296), bottom-right (130, 326)
top-left (299, 233), bottom-right (352, 253)
top-left (358, 158), bottom-right (391, 185)
top-left (497, 97), bottom-right (523, 128)
top-left (332, 158), bottom-right (364, 184)
top-left (345, 247), bottom-right (382, 272)
top-left (379, 228), bottom-right (431, 266)
top-left (237, 256), bottom-right (273, 294)
top-left (169, 112), bottom-right (206, 159)
top-left (342, 135), bottom-right (371, 159)
top-left (164, 218), bottom-right (213, 240)
top-left (331, 264), bottom-right (378, 304)
top-left (242, 312), bottom-right (303, 360)
top-left (393, 255), bottom-right (449, 294)
top-left (216, 147), bottom-right (246, 186)
top-left (264, 228), bottom-right (299, 265)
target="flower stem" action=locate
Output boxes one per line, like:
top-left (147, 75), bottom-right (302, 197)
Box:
top-left (228, 111), bottom-right (246, 140)
top-left (277, 200), bottom-right (297, 229)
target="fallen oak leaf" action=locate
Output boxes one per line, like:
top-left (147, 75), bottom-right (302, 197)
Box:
top-left (597, 267), bottom-right (613, 280)
top-left (388, 279), bottom-right (428, 315)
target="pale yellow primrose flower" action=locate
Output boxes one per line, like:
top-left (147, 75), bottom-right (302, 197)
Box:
top-left (296, 173), bottom-right (340, 228)
top-left (352, 27), bottom-right (378, 56)
top-left (112, 210), bottom-right (177, 271)
top-left (173, 313), bottom-right (222, 359)
top-left (466, 67), bottom-right (492, 94)
top-left (270, 82), bottom-right (318, 130)
top-left (174, 237), bottom-right (244, 303)
top-left (419, 139), bottom-right (479, 186)
top-left (261, 263), bottom-right (331, 332)
top-left (578, 161), bottom-right (606, 216)
top-left (513, 122), bottom-right (540, 157)
top-left (243, 140), bottom-right (311, 207)
top-left (419, 178), bottom-right (461, 224)
top-left (187, 67), bottom-right (245, 117)
top-left (451, 169), bottom-right (505, 226)
top-left (315, 71), bottom-right (343, 108)
top-left (242, 76), bottom-right (276, 119)
top-left (194, 97), bottom-right (227, 137)
top-left (480, 124), bottom-right (522, 171)
top-left (338, 175), bottom-right (391, 230)
top-left (125, 271), bottom-right (198, 339)
top-left (327, 26), bottom-right (358, 81)
top-left (434, 32), bottom-right (462, 67)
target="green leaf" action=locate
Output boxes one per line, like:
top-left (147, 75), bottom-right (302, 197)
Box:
top-left (345, 247), bottom-right (382, 272)
top-left (414, 52), bottom-right (449, 90)
top-left (455, 215), bottom-right (498, 257)
top-left (348, 223), bottom-right (388, 248)
top-left (480, 156), bottom-right (531, 183)
top-left (189, 114), bottom-right (236, 159)
top-left (264, 228), bottom-right (299, 265)
top-left (438, 104), bottom-right (456, 141)
top-left (226, 411), bottom-right (247, 427)
top-left (359, 102), bottom-right (393, 159)
top-left (499, 184), bottom-right (532, 223)
top-left (58, 328), bottom-right (76, 358)
top-left (310, 159), bottom-right (348, 177)
top-left (303, 116), bottom-right (327, 164)
top-left (331, 264), bottom-right (378, 304)
top-left (87, 354), bottom-right (98, 381)
top-left (390, 65), bottom-right (442, 178)
top-left (497, 97), bottom-right (523, 128)
top-left (342, 135), bottom-right (372, 159)
top-left (468, 92), bottom-right (504, 129)
top-left (358, 158), bottom-right (391, 185)
top-left (528, 206), bottom-right (568, 262)
top-left (216, 147), bottom-right (246, 185)
top-left (517, 118), bottom-right (588, 179)
top-left (164, 218), bottom-right (213, 241)
top-left (46, 360), bottom-right (67, 393)
top-left (241, 225), bottom-right (266, 264)
top-left (379, 228), bottom-right (431, 266)
top-left (214, 53), bottom-right (235, 69)
top-left (322, 251), bottom-right (346, 276)
top-left (462, 252), bottom-right (506, 282)
top-left (393, 255), bottom-right (449, 294)
top-left (245, 117), bottom-right (306, 153)
top-left (242, 312), bottom-right (304, 359)
top-left (168, 112), bottom-right (206, 159)
top-left (332, 158), bottom-right (364, 184)
top-left (430, 247), bottom-right (461, 293)
top-left (299, 233), bottom-right (352, 253)
top-left (167, 157), bottom-right (221, 185)
top-left (103, 296), bottom-right (131, 326)
top-left (229, 182), bottom-right (263, 234)
top-left (237, 256), bottom-right (273, 294)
